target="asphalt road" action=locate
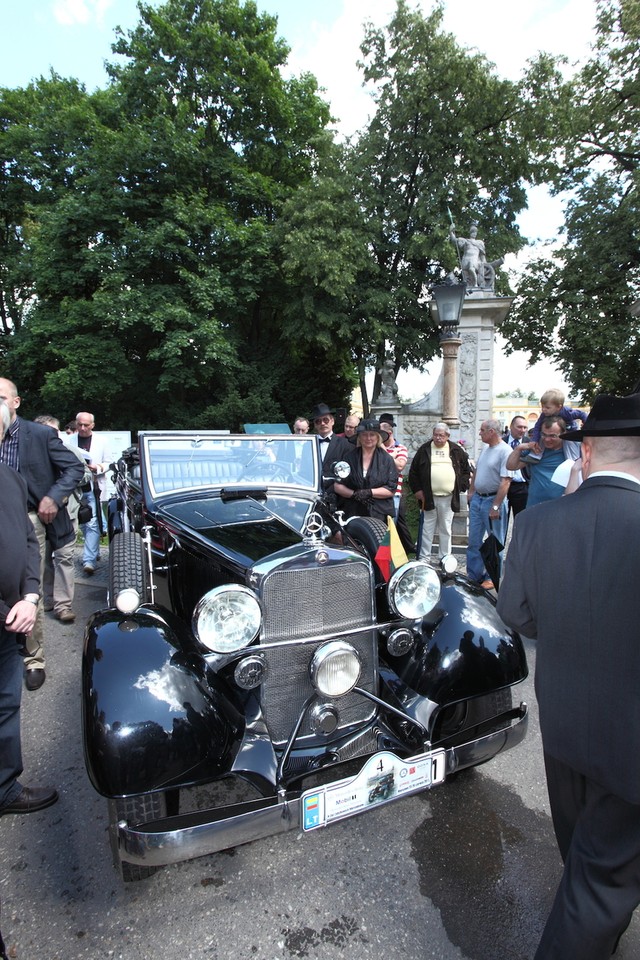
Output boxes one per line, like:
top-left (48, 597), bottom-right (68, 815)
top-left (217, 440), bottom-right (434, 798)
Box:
top-left (1, 553), bottom-right (639, 960)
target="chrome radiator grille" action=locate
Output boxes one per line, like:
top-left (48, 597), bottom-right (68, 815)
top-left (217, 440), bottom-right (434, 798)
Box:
top-left (258, 556), bottom-right (378, 745)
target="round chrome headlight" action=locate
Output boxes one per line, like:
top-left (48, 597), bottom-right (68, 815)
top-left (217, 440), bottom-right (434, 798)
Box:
top-left (388, 560), bottom-right (441, 619)
top-left (192, 585), bottom-right (261, 653)
top-left (310, 641), bottom-right (361, 697)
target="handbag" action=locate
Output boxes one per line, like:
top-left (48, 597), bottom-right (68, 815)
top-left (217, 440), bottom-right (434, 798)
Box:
top-left (77, 500), bottom-right (93, 525)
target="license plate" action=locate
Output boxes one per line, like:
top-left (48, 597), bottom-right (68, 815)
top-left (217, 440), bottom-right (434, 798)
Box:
top-left (301, 748), bottom-right (446, 831)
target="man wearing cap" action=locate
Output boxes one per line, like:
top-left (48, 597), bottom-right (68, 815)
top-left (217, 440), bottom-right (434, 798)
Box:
top-left (498, 393), bottom-right (640, 960)
top-left (378, 413), bottom-right (413, 553)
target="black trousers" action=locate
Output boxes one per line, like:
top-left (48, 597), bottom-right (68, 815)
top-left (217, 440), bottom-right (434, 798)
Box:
top-left (507, 480), bottom-right (528, 518)
top-left (535, 752), bottom-right (640, 960)
top-left (396, 499), bottom-right (415, 554)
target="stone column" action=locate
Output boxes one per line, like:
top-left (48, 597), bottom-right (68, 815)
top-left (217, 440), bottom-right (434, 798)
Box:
top-left (400, 293), bottom-right (514, 554)
top-left (456, 294), bottom-right (513, 459)
top-left (440, 336), bottom-right (462, 427)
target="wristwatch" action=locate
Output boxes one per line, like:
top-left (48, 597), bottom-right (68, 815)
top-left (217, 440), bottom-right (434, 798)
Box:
top-left (23, 594), bottom-right (39, 605)
top-left (491, 504), bottom-right (500, 512)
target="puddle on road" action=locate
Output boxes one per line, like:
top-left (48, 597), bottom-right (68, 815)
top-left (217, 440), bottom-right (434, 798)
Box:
top-left (410, 770), bottom-right (560, 960)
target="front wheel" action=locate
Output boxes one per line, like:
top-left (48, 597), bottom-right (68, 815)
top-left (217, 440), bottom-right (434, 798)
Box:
top-left (343, 516), bottom-right (387, 560)
top-left (343, 517), bottom-right (388, 584)
top-left (432, 688), bottom-right (514, 757)
top-left (108, 792), bottom-right (167, 882)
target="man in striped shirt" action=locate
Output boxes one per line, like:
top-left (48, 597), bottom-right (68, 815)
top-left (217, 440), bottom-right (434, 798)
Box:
top-left (378, 414), bottom-right (413, 554)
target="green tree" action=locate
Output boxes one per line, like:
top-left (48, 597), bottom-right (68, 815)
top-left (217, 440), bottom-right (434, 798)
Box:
top-left (502, 0), bottom-right (640, 398)
top-left (1, 0), bottom-right (346, 429)
top-left (0, 74), bottom-right (100, 343)
top-left (280, 0), bottom-right (542, 411)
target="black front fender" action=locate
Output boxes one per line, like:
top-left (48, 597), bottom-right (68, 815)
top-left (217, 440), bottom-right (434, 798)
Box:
top-left (82, 609), bottom-right (243, 797)
top-left (395, 578), bottom-right (528, 704)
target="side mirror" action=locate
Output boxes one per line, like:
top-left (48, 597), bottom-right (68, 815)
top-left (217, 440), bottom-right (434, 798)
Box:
top-left (333, 460), bottom-right (351, 480)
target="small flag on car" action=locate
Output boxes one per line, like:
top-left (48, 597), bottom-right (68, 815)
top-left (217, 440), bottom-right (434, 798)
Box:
top-left (374, 516), bottom-right (409, 582)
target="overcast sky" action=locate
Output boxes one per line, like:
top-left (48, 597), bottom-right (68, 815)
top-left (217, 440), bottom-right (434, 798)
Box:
top-left (2, 0), bottom-right (598, 399)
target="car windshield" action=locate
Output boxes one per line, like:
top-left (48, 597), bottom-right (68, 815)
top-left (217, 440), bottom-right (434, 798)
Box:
top-left (141, 433), bottom-right (319, 498)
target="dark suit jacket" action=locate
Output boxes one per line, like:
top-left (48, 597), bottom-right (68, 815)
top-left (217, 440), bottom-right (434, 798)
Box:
top-left (318, 434), bottom-right (352, 491)
top-left (16, 418), bottom-right (85, 511)
top-left (319, 433), bottom-right (352, 466)
top-left (0, 464), bottom-right (40, 616)
top-left (497, 474), bottom-right (640, 803)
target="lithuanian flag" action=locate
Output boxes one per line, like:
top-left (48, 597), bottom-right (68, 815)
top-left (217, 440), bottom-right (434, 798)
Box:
top-left (374, 516), bottom-right (409, 582)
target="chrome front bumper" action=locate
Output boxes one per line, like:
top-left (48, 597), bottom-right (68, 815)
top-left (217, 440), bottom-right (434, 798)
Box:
top-left (114, 703), bottom-right (528, 868)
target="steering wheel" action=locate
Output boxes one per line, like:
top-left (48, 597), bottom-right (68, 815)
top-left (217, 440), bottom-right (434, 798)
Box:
top-left (241, 461), bottom-right (291, 482)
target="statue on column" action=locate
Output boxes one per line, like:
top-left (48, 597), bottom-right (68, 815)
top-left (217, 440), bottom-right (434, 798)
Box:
top-left (449, 222), bottom-right (504, 292)
top-left (378, 354), bottom-right (398, 401)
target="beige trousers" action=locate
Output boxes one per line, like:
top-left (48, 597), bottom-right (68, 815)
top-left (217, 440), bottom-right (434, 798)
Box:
top-left (25, 511), bottom-right (47, 671)
top-left (419, 495), bottom-right (455, 559)
top-left (43, 523), bottom-right (77, 615)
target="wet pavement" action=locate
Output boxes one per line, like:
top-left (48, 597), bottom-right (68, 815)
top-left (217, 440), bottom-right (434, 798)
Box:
top-left (1, 545), bottom-right (639, 960)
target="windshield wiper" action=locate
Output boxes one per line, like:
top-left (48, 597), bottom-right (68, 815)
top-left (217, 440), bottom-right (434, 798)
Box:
top-left (220, 486), bottom-right (268, 502)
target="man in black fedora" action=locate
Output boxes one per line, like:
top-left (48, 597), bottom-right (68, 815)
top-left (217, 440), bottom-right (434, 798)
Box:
top-left (497, 392), bottom-right (640, 960)
top-left (310, 403), bottom-right (351, 466)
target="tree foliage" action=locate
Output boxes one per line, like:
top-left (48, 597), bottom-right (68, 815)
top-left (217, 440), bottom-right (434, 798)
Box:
top-left (0, 0), bottom-right (350, 428)
top-left (5, 0), bottom-right (634, 421)
top-left (502, 0), bottom-right (640, 399)
top-left (279, 0), bottom-right (542, 410)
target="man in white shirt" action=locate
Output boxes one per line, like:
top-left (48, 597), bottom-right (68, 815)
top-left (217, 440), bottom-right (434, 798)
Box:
top-left (68, 412), bottom-right (110, 575)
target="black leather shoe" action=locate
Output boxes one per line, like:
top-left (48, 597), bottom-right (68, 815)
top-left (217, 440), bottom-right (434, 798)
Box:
top-left (25, 668), bottom-right (46, 691)
top-left (0, 785), bottom-right (58, 815)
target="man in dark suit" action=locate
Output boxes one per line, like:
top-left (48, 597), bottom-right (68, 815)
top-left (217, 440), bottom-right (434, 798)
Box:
top-left (503, 415), bottom-right (529, 517)
top-left (310, 403), bottom-right (352, 463)
top-left (497, 393), bottom-right (640, 960)
top-left (310, 402), bottom-right (352, 493)
top-left (0, 378), bottom-right (84, 690)
top-left (0, 400), bottom-right (58, 815)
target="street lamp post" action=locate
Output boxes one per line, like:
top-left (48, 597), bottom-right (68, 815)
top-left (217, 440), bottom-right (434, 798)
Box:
top-left (431, 278), bottom-right (466, 427)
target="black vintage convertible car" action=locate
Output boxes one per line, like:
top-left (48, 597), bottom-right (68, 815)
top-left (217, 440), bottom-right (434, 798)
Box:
top-left (82, 431), bottom-right (528, 880)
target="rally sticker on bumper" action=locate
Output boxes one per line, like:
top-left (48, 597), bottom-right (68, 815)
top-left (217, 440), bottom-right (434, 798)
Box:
top-left (301, 748), bottom-right (446, 831)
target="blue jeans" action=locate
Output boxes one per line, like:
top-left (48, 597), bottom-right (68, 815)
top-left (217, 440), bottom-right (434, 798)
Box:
top-left (81, 492), bottom-right (102, 566)
top-left (0, 625), bottom-right (24, 809)
top-left (466, 495), bottom-right (507, 583)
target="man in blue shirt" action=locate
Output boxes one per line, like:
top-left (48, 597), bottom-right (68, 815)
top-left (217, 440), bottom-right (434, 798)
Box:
top-left (506, 416), bottom-right (580, 508)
